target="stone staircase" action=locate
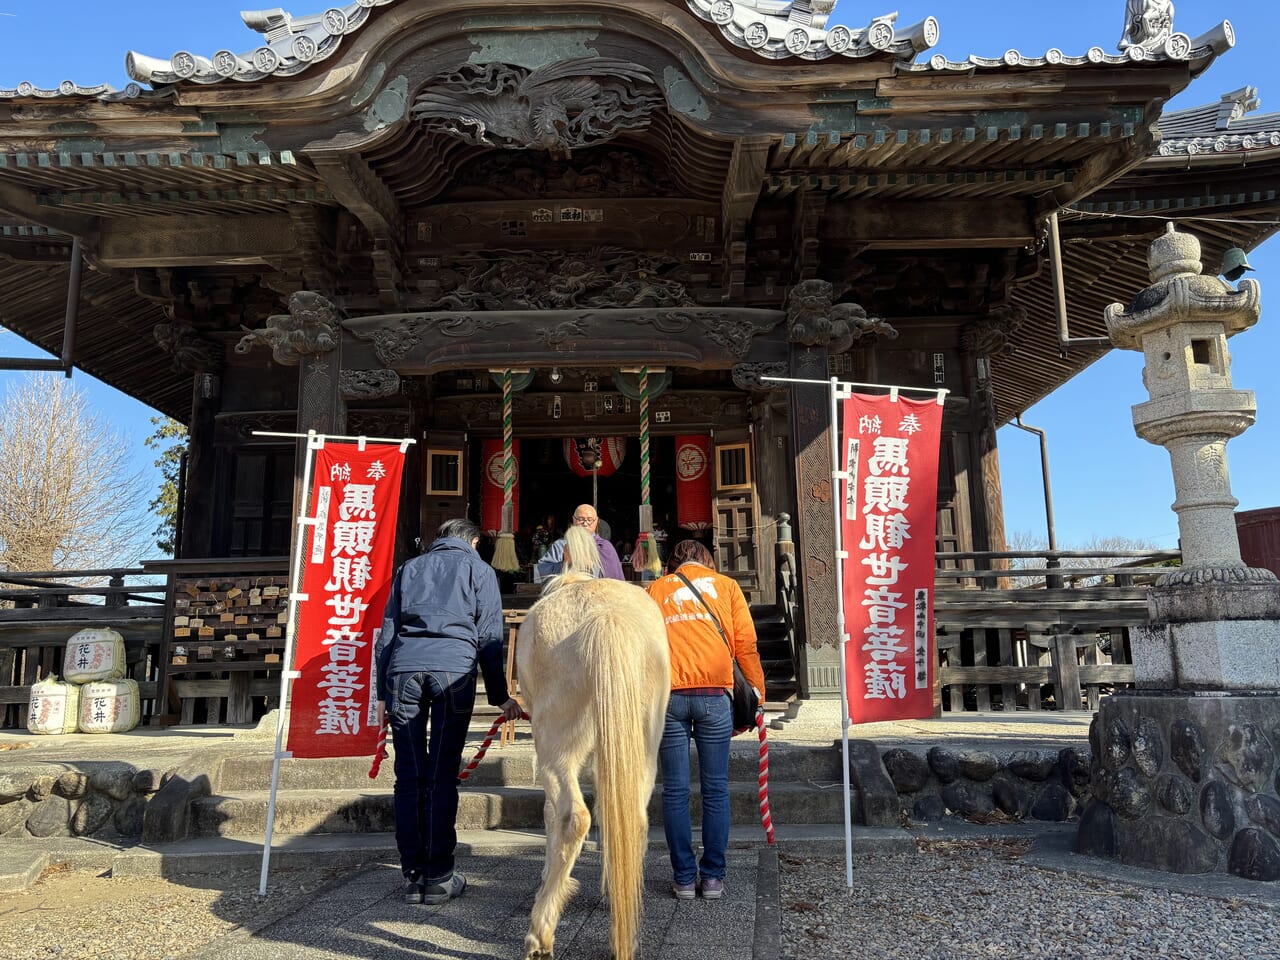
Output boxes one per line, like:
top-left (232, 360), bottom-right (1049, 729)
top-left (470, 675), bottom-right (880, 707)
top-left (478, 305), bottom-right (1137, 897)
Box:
top-left (187, 737), bottom-right (851, 840)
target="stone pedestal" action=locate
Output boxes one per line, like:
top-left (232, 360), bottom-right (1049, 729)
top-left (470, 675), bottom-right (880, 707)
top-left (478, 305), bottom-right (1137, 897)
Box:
top-left (1078, 225), bottom-right (1279, 882)
top-left (1077, 692), bottom-right (1280, 880)
top-left (1130, 575), bottom-right (1280, 690)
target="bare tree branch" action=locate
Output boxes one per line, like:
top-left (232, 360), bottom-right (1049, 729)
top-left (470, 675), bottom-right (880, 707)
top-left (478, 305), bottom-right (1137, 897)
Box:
top-left (0, 375), bottom-right (152, 572)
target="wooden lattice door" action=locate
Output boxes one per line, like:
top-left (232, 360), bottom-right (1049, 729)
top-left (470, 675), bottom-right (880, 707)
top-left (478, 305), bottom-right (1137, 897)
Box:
top-left (712, 428), bottom-right (760, 593)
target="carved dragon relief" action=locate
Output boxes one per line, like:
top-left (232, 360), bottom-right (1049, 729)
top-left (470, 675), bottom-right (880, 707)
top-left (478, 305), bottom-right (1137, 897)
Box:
top-left (152, 317), bottom-right (224, 372)
top-left (411, 59), bottom-right (662, 155)
top-left (235, 290), bottom-right (341, 365)
top-left (962, 304), bottom-right (1027, 357)
top-left (427, 248), bottom-right (694, 312)
top-left (339, 369), bottom-right (401, 400)
top-left (354, 315), bottom-right (519, 367)
top-left (733, 361), bottom-right (788, 392)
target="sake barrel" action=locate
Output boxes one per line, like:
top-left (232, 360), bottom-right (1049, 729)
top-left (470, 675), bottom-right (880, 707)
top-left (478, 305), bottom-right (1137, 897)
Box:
top-left (27, 674), bottom-right (81, 735)
top-left (63, 627), bottom-right (127, 683)
top-left (77, 678), bottom-right (141, 734)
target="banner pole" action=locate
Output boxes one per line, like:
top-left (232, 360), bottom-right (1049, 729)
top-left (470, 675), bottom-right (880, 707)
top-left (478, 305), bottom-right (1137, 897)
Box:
top-left (829, 377), bottom-right (855, 889)
top-left (259, 429), bottom-right (323, 897)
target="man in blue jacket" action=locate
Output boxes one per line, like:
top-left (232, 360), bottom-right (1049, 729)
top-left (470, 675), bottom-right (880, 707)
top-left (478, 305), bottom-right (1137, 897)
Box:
top-left (375, 517), bottom-right (522, 905)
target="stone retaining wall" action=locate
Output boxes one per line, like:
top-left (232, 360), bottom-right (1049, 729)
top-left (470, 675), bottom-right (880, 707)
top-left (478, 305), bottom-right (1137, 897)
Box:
top-left (880, 745), bottom-right (1093, 822)
top-left (1076, 695), bottom-right (1280, 881)
top-left (0, 763), bottom-right (168, 839)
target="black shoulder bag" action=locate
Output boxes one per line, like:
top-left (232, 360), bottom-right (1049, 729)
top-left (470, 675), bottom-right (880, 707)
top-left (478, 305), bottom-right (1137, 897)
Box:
top-left (672, 570), bottom-right (760, 732)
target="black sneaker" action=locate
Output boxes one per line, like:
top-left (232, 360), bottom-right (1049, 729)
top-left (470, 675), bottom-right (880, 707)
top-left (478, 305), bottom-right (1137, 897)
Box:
top-left (422, 872), bottom-right (466, 905)
top-left (401, 875), bottom-right (425, 904)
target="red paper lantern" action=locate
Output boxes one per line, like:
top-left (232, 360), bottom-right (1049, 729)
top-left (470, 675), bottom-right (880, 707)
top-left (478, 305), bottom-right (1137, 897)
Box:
top-left (675, 434), bottom-right (713, 532)
top-left (480, 438), bottom-right (520, 534)
top-left (563, 437), bottom-right (626, 478)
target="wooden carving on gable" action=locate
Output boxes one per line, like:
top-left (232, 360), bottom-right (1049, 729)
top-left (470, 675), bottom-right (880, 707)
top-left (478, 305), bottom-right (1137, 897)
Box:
top-left (411, 58), bottom-right (663, 155)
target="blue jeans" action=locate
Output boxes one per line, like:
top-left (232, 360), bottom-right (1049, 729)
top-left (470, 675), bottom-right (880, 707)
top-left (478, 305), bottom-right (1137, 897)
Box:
top-left (387, 670), bottom-right (475, 883)
top-left (659, 691), bottom-right (732, 885)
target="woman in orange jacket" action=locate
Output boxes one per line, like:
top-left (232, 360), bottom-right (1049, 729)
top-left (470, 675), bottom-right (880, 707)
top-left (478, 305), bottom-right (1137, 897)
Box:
top-left (646, 539), bottom-right (765, 900)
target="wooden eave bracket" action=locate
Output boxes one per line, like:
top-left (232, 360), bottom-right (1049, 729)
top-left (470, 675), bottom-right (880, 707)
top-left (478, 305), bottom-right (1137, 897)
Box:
top-left (721, 137), bottom-right (772, 300)
top-left (306, 150), bottom-right (407, 309)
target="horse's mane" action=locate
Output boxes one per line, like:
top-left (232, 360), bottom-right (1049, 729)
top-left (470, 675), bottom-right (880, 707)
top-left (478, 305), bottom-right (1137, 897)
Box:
top-left (563, 524), bottom-right (601, 577)
top-left (539, 570), bottom-right (595, 595)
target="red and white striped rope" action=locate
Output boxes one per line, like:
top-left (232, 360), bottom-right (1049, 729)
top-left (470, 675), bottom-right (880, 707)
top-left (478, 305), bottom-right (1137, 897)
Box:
top-left (372, 709), bottom-right (772, 846)
top-left (756, 709), bottom-right (775, 845)
top-left (458, 713), bottom-right (530, 782)
top-left (368, 724), bottom-right (389, 779)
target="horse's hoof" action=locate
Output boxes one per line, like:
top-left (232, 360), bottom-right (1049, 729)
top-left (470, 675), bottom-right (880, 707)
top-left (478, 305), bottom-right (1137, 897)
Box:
top-left (523, 952), bottom-right (553, 960)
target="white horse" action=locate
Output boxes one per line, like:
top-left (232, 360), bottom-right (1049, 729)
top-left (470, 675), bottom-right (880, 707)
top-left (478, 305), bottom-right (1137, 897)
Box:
top-left (516, 566), bottom-right (671, 960)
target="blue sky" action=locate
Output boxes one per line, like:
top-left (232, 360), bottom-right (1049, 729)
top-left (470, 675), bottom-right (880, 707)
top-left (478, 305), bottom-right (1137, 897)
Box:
top-left (1, 0), bottom-right (1277, 551)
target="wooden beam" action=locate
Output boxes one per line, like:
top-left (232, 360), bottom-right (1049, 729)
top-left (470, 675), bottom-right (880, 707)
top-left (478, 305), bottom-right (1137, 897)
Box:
top-left (0, 181), bottom-right (97, 238)
top-left (721, 138), bottom-right (771, 300)
top-left (96, 214), bottom-right (296, 267)
top-left (308, 151), bottom-right (405, 310)
top-left (820, 199), bottom-right (1035, 248)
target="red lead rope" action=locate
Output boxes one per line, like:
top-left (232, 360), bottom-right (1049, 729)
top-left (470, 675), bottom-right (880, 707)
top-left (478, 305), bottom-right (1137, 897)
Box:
top-left (368, 714), bottom-right (531, 782)
top-left (370, 710), bottom-right (776, 846)
top-left (755, 709), bottom-right (775, 845)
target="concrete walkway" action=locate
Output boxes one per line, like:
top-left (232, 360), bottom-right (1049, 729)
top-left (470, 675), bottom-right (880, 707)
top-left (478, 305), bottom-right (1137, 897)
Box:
top-left (5, 704), bottom-right (1278, 958)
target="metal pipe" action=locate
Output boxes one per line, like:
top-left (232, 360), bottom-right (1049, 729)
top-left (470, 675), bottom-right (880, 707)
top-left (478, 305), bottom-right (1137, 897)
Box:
top-left (0, 357), bottom-right (71, 371)
top-left (60, 236), bottom-right (83, 377)
top-left (0, 237), bottom-right (84, 373)
top-left (1047, 211), bottom-right (1112, 357)
top-left (1012, 415), bottom-right (1058, 553)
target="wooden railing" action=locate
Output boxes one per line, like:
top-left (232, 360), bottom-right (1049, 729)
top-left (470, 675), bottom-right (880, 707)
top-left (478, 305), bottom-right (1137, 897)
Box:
top-left (0, 569), bottom-right (167, 727)
top-left (932, 549), bottom-right (1180, 712)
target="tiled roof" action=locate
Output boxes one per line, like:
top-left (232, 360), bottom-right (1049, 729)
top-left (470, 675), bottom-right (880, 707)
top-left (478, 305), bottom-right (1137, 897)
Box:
top-left (0, 1), bottom-right (1236, 100)
top-left (1157, 86), bottom-right (1280, 156)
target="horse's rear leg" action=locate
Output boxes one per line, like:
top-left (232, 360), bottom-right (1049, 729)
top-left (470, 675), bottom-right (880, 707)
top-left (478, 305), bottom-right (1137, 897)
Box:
top-left (524, 767), bottom-right (591, 960)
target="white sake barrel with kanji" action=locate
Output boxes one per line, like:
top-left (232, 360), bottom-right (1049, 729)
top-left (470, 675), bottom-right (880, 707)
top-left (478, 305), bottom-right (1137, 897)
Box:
top-left (77, 678), bottom-right (140, 734)
top-left (27, 674), bottom-right (81, 735)
top-left (62, 627), bottom-right (127, 683)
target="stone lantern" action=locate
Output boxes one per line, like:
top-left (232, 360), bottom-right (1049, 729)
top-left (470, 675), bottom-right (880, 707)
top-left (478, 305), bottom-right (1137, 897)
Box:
top-left (1076, 224), bottom-right (1280, 881)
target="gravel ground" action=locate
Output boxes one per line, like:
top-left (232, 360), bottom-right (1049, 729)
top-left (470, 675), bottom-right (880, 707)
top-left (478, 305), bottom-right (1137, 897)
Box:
top-left (779, 838), bottom-right (1280, 960)
top-left (0, 862), bottom-right (349, 960)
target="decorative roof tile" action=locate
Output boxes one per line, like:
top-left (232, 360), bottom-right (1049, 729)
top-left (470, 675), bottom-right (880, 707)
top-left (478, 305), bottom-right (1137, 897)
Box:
top-left (0, 1), bottom-right (1239, 100)
top-left (1157, 86), bottom-right (1280, 157)
top-left (684, 1), bottom-right (937, 61)
top-left (126, 0), bottom-right (396, 86)
top-left (905, 21), bottom-right (1234, 73)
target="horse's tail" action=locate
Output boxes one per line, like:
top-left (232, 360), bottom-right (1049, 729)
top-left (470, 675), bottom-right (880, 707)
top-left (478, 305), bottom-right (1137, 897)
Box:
top-left (581, 602), bottom-right (656, 960)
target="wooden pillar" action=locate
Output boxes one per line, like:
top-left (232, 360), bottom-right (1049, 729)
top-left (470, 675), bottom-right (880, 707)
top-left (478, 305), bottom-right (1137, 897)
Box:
top-left (750, 391), bottom-right (788, 601)
top-left (784, 280), bottom-right (843, 698)
top-left (179, 371), bottom-right (220, 558)
top-left (971, 357), bottom-right (1008, 555)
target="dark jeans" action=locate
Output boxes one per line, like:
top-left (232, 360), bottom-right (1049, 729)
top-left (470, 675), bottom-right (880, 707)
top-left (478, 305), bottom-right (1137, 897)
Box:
top-left (659, 691), bottom-right (732, 885)
top-left (387, 670), bottom-right (476, 883)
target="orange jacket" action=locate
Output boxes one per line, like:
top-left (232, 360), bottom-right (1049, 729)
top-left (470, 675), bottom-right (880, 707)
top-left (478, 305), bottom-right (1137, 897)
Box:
top-left (647, 563), bottom-right (765, 697)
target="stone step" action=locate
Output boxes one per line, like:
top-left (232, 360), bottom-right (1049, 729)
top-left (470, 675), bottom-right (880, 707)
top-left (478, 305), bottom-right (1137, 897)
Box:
top-left (189, 781), bottom-right (857, 838)
top-left (215, 743), bottom-right (844, 792)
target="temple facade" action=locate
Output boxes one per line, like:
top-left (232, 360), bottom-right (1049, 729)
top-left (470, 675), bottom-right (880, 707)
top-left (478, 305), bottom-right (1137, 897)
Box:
top-left (0, 1), bottom-right (1270, 701)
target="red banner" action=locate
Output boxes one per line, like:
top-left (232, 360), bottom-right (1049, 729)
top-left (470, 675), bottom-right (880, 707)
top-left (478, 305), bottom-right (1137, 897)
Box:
top-left (675, 434), bottom-right (713, 532)
top-left (563, 436), bottom-right (626, 477)
top-left (841, 393), bottom-right (944, 724)
top-left (287, 441), bottom-right (406, 759)
top-left (480, 438), bottom-right (520, 535)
